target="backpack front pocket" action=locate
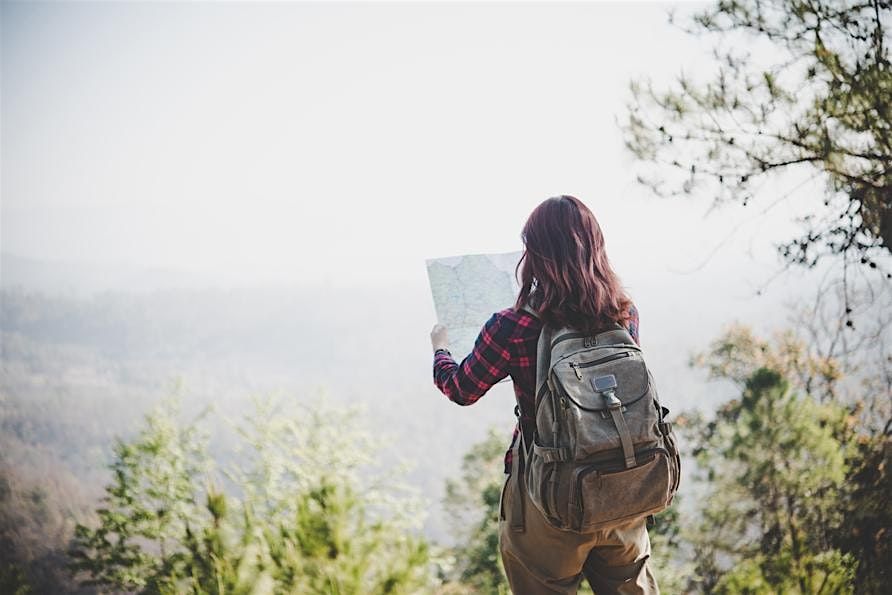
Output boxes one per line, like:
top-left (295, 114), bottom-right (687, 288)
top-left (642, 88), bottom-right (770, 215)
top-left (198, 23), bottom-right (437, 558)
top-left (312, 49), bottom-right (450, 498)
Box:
top-left (570, 449), bottom-right (673, 532)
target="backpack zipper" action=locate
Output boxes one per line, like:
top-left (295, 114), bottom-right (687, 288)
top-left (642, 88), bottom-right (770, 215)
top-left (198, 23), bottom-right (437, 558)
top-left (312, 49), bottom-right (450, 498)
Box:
top-left (568, 352), bottom-right (633, 380)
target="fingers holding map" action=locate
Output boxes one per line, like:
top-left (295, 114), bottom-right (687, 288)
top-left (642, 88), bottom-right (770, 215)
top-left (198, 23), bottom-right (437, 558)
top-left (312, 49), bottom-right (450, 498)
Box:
top-left (425, 251), bottom-right (522, 361)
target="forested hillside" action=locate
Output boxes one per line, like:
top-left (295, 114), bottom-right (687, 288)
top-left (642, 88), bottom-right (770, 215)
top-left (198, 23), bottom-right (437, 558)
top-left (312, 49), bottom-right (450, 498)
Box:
top-left (2, 264), bottom-right (890, 592)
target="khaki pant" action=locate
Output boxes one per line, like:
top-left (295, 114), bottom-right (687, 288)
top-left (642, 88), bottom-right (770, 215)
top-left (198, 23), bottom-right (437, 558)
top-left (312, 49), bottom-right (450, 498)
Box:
top-left (498, 471), bottom-right (660, 595)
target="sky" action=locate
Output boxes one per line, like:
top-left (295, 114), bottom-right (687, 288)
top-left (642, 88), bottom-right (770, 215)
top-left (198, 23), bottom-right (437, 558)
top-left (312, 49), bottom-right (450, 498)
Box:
top-left (2, 2), bottom-right (809, 275)
top-left (1, 0), bottom-right (830, 343)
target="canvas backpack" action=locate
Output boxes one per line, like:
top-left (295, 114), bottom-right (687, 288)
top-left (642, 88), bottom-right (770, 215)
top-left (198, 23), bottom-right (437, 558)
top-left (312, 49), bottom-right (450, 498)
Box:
top-left (516, 311), bottom-right (681, 533)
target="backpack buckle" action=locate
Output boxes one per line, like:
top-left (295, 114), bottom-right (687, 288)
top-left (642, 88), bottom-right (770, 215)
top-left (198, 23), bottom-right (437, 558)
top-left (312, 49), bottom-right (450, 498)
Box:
top-left (604, 390), bottom-right (622, 409)
top-left (592, 375), bottom-right (622, 408)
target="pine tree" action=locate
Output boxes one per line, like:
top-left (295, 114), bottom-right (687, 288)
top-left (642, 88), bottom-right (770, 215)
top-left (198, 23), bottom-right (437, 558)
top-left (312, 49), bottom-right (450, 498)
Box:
top-left (624, 0), bottom-right (892, 271)
top-left (442, 427), bottom-right (510, 594)
top-left (69, 397), bottom-right (433, 594)
top-left (680, 326), bottom-right (879, 593)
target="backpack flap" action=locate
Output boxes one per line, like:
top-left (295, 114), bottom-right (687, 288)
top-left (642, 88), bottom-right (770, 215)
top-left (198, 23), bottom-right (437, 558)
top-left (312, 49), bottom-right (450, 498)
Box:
top-left (549, 349), bottom-right (663, 461)
top-left (551, 351), bottom-right (649, 411)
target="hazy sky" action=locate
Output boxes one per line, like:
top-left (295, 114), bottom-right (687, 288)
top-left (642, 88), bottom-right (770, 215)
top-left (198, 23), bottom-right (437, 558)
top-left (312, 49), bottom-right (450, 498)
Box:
top-left (3, 0), bottom-right (817, 311)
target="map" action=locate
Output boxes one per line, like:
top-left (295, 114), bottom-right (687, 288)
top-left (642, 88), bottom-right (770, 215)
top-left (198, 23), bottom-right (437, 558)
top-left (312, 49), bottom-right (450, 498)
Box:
top-left (426, 251), bottom-right (522, 362)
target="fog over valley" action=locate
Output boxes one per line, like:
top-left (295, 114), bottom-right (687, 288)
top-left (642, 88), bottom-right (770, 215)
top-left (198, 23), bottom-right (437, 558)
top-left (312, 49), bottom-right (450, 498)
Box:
top-left (0, 249), bottom-right (826, 542)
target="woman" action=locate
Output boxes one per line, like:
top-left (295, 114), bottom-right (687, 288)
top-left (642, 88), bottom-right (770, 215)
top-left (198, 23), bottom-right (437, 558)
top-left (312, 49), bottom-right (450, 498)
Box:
top-left (430, 196), bottom-right (658, 594)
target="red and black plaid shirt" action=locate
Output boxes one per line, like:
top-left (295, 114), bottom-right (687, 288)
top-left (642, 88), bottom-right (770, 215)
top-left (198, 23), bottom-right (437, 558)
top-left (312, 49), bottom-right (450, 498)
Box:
top-left (433, 305), bottom-right (640, 474)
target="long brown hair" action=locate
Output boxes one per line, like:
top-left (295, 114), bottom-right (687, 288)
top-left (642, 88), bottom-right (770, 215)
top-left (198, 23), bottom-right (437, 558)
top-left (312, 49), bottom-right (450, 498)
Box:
top-left (514, 195), bottom-right (632, 333)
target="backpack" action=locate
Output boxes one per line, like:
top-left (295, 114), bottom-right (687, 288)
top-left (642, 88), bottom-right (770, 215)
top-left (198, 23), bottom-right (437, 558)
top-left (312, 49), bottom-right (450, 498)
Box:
top-left (517, 312), bottom-right (681, 533)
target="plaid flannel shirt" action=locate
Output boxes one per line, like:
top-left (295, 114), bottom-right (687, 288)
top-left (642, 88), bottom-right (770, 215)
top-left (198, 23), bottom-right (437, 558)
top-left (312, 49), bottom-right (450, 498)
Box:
top-left (433, 305), bottom-right (640, 474)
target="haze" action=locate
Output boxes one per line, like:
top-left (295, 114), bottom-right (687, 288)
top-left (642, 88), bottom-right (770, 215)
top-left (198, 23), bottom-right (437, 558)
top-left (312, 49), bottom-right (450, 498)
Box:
top-left (1, 1), bottom-right (829, 541)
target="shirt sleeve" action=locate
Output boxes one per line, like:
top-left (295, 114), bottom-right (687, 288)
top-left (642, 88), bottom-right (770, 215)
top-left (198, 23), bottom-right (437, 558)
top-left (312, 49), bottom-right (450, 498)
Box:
top-left (433, 312), bottom-right (511, 406)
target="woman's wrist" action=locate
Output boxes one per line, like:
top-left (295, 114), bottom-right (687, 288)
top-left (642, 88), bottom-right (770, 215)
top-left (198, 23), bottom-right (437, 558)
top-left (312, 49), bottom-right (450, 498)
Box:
top-left (430, 324), bottom-right (449, 353)
top-left (434, 347), bottom-right (451, 356)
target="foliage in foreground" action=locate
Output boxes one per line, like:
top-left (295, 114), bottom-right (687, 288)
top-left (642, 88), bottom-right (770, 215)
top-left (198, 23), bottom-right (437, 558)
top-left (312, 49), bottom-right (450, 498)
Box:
top-left (442, 427), bottom-right (509, 594)
top-left (681, 325), bottom-right (890, 593)
top-left (68, 398), bottom-right (431, 594)
top-left (35, 326), bottom-right (892, 594)
top-left (685, 368), bottom-right (857, 593)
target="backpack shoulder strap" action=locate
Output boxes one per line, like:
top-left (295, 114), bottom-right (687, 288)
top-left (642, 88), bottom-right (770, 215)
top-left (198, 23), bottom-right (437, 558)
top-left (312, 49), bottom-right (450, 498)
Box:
top-left (534, 323), bottom-right (555, 400)
top-left (521, 304), bottom-right (584, 398)
top-left (521, 305), bottom-right (555, 399)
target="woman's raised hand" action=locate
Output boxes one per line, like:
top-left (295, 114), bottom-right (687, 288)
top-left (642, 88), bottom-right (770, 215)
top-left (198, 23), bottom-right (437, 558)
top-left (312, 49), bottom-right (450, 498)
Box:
top-left (430, 324), bottom-right (449, 352)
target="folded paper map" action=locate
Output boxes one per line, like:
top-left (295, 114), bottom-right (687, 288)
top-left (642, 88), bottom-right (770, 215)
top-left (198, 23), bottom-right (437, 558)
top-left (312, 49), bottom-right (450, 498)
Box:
top-left (426, 251), bottom-right (522, 362)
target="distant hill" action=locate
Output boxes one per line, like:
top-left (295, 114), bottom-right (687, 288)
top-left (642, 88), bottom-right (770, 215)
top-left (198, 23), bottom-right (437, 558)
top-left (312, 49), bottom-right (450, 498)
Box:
top-left (1, 252), bottom-right (229, 296)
